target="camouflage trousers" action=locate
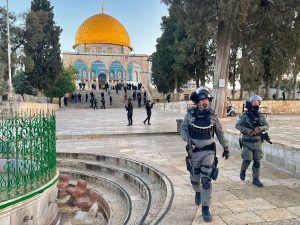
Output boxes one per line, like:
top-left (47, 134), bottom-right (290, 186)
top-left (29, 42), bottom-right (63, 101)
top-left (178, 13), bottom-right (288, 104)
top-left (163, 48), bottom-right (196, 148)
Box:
top-left (190, 150), bottom-right (215, 206)
top-left (241, 141), bottom-right (263, 179)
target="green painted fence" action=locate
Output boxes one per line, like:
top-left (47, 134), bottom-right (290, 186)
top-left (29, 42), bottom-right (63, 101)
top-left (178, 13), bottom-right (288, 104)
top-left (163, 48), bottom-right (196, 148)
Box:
top-left (0, 112), bottom-right (56, 202)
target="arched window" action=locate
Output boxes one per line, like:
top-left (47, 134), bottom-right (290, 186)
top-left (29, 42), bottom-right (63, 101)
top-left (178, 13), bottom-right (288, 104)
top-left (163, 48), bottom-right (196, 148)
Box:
top-left (109, 61), bottom-right (124, 80)
top-left (73, 59), bottom-right (87, 79)
top-left (127, 62), bottom-right (141, 81)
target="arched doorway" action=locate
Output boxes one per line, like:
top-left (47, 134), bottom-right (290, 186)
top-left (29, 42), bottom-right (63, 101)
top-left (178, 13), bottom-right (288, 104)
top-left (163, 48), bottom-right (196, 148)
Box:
top-left (98, 73), bottom-right (107, 89)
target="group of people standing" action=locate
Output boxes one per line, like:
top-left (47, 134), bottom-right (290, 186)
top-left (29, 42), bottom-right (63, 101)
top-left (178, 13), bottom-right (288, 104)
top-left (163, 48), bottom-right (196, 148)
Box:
top-left (180, 87), bottom-right (269, 222)
top-left (89, 92), bottom-right (111, 109)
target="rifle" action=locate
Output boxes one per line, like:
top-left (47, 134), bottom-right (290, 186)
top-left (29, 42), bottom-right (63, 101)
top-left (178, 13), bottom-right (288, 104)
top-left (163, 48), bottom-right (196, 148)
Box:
top-left (244, 121), bottom-right (272, 144)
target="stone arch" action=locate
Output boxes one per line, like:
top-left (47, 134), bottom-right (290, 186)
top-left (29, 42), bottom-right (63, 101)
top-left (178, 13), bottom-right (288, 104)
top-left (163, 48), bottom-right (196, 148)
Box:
top-left (109, 60), bottom-right (124, 81)
top-left (91, 60), bottom-right (106, 79)
top-left (73, 59), bottom-right (88, 80)
top-left (127, 62), bottom-right (141, 82)
top-left (98, 73), bottom-right (107, 89)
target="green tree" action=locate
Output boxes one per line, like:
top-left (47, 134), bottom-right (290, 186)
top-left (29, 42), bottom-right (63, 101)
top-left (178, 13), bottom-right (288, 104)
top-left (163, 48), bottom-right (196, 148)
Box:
top-left (23, 0), bottom-right (62, 91)
top-left (12, 73), bottom-right (34, 101)
top-left (151, 12), bottom-right (183, 94)
top-left (152, 3), bottom-right (215, 96)
top-left (235, 0), bottom-right (300, 99)
top-left (163, 0), bottom-right (250, 116)
top-left (44, 67), bottom-right (76, 107)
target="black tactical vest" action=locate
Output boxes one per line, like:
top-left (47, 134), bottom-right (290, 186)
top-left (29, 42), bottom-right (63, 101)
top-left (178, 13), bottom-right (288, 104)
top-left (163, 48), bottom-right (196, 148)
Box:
top-left (188, 109), bottom-right (214, 140)
top-left (247, 110), bottom-right (264, 127)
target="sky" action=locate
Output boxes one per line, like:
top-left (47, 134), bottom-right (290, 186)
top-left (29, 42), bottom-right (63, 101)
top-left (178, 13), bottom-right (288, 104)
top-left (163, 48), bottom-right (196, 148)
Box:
top-left (2, 0), bottom-right (169, 55)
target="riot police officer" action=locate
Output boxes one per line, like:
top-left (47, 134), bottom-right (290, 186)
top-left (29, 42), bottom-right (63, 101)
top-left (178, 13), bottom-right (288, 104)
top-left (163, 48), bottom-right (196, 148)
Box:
top-left (180, 87), bottom-right (229, 222)
top-left (235, 95), bottom-right (269, 187)
top-left (125, 97), bottom-right (133, 126)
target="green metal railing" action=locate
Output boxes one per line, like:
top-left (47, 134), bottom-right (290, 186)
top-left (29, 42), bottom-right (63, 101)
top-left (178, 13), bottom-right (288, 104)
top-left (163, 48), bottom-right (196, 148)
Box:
top-left (0, 111), bottom-right (56, 202)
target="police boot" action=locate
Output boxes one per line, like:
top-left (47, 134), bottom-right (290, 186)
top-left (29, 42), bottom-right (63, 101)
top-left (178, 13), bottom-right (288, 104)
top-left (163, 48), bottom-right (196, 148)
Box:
top-left (240, 170), bottom-right (246, 181)
top-left (194, 192), bottom-right (201, 206)
top-left (202, 206), bottom-right (212, 222)
top-left (252, 178), bottom-right (264, 188)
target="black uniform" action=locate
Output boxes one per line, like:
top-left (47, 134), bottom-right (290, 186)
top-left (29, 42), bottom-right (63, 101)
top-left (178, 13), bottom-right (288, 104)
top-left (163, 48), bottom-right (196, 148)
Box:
top-left (143, 101), bottom-right (154, 125)
top-left (125, 101), bottom-right (133, 126)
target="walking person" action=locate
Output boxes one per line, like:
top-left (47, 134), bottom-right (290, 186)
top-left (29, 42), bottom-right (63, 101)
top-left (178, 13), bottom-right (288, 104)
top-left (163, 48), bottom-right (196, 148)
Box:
top-left (167, 94), bottom-right (171, 103)
top-left (109, 96), bottom-right (112, 105)
top-left (125, 97), bottom-right (133, 126)
top-left (282, 89), bottom-right (286, 100)
top-left (180, 87), bottom-right (229, 222)
top-left (235, 95), bottom-right (269, 188)
top-left (63, 96), bottom-right (68, 107)
top-left (143, 100), bottom-right (154, 125)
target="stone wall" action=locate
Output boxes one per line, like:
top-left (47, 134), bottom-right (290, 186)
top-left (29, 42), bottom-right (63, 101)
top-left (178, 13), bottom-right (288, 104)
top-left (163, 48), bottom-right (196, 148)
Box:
top-left (156, 100), bottom-right (300, 115)
top-left (155, 101), bottom-right (189, 115)
top-left (0, 102), bottom-right (59, 115)
top-left (231, 100), bottom-right (300, 114)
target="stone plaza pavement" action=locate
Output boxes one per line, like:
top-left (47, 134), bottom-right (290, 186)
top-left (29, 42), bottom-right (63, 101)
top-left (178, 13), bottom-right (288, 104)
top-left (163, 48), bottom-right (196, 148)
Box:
top-left (56, 108), bottom-right (300, 225)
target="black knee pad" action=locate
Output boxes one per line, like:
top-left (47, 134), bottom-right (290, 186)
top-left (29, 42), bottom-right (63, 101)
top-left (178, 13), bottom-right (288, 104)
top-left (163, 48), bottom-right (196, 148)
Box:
top-left (243, 160), bottom-right (251, 167)
top-left (253, 160), bottom-right (260, 168)
top-left (194, 167), bottom-right (201, 175)
top-left (201, 177), bottom-right (211, 190)
top-left (191, 181), bottom-right (200, 186)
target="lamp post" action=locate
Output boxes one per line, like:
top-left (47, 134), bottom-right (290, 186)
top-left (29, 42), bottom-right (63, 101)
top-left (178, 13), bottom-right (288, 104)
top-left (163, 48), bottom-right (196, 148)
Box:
top-left (6, 0), bottom-right (13, 101)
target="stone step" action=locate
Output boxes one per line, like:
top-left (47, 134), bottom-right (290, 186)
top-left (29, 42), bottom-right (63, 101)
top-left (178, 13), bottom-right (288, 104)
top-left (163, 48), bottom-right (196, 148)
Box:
top-left (56, 153), bottom-right (174, 225)
top-left (59, 169), bottom-right (132, 225)
top-left (67, 90), bottom-right (148, 109)
top-left (58, 167), bottom-right (149, 225)
top-left (57, 158), bottom-right (167, 224)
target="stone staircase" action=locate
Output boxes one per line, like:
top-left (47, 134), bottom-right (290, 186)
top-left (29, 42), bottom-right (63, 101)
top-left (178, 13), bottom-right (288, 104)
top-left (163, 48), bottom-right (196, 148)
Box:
top-left (56, 152), bottom-right (174, 225)
top-left (67, 89), bottom-right (148, 109)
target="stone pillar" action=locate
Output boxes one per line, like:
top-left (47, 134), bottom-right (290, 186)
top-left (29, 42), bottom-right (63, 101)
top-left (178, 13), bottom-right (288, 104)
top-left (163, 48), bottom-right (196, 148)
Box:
top-left (96, 79), bottom-right (99, 90)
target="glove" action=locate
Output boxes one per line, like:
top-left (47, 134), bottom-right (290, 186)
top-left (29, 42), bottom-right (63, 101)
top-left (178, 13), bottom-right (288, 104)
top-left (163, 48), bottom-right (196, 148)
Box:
top-left (222, 148), bottom-right (230, 160)
top-left (254, 127), bottom-right (261, 134)
top-left (249, 130), bottom-right (257, 136)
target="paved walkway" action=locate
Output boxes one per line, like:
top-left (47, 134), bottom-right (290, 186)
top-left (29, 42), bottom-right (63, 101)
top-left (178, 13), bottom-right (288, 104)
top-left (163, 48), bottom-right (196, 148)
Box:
top-left (56, 108), bottom-right (300, 225)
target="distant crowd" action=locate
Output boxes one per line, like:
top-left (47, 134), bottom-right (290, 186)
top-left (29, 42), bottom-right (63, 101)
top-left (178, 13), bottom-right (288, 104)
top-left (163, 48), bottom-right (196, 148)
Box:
top-left (62, 81), bottom-right (149, 110)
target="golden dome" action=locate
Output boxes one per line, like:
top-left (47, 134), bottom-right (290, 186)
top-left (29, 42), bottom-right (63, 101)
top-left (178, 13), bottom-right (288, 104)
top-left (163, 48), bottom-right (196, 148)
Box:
top-left (74, 13), bottom-right (132, 49)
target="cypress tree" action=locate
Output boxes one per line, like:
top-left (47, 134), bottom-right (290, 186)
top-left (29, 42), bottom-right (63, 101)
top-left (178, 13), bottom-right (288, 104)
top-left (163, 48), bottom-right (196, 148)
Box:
top-left (24, 0), bottom-right (62, 91)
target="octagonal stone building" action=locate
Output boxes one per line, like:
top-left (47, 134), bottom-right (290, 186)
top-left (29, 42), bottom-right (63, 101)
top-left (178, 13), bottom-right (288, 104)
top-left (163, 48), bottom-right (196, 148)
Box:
top-left (63, 9), bottom-right (150, 90)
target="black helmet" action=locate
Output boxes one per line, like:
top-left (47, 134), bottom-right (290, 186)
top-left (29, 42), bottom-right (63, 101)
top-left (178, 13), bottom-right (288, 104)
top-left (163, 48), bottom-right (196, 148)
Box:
top-left (190, 87), bottom-right (213, 104)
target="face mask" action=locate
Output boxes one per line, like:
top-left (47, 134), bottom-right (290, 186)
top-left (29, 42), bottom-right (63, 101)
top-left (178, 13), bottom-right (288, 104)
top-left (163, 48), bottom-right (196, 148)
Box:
top-left (252, 106), bottom-right (259, 111)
